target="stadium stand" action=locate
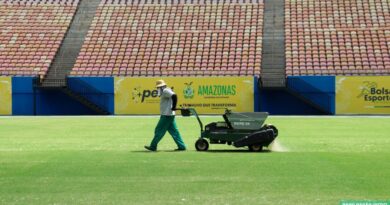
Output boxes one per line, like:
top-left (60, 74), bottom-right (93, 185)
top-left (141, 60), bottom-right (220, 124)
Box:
top-left (71, 0), bottom-right (264, 76)
top-left (285, 0), bottom-right (390, 76)
top-left (0, 0), bottom-right (78, 76)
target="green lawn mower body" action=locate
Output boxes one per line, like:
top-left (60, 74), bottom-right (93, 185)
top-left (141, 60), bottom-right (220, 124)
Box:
top-left (179, 108), bottom-right (278, 152)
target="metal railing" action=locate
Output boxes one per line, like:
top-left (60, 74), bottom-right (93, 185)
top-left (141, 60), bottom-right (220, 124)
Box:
top-left (39, 78), bottom-right (67, 87)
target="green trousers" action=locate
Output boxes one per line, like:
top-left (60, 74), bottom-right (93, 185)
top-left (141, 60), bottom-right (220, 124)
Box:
top-left (149, 115), bottom-right (186, 150)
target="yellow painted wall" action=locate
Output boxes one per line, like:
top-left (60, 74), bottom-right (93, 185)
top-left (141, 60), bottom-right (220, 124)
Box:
top-left (336, 76), bottom-right (390, 114)
top-left (0, 76), bottom-right (12, 115)
top-left (115, 77), bottom-right (255, 114)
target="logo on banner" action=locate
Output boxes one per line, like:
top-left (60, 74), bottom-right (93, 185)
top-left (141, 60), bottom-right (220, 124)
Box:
top-left (183, 82), bottom-right (194, 99)
top-left (357, 81), bottom-right (390, 103)
top-left (132, 85), bottom-right (177, 103)
top-left (198, 84), bottom-right (237, 98)
top-left (357, 81), bottom-right (377, 98)
top-left (132, 87), bottom-right (159, 103)
top-left (132, 86), bottom-right (142, 103)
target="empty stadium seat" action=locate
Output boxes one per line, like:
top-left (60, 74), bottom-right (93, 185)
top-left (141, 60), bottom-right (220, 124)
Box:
top-left (0, 0), bottom-right (78, 76)
top-left (71, 0), bottom-right (264, 77)
top-left (285, 0), bottom-right (390, 76)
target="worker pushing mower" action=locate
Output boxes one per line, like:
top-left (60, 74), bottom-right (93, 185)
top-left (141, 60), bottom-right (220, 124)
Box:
top-left (145, 79), bottom-right (278, 152)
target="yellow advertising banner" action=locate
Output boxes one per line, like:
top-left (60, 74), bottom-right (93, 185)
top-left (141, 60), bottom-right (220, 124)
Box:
top-left (115, 77), bottom-right (255, 114)
top-left (336, 76), bottom-right (390, 114)
top-left (0, 76), bottom-right (12, 115)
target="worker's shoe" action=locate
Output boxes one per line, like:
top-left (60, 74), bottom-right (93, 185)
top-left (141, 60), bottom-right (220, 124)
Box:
top-left (144, 146), bottom-right (156, 151)
top-left (174, 148), bottom-right (186, 151)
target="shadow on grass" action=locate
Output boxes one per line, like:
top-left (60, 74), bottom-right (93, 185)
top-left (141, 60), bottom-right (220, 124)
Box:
top-left (131, 149), bottom-right (272, 153)
top-left (207, 149), bottom-right (272, 153)
top-left (131, 150), bottom-right (190, 153)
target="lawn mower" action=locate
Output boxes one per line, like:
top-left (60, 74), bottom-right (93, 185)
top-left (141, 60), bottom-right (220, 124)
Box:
top-left (179, 108), bottom-right (278, 152)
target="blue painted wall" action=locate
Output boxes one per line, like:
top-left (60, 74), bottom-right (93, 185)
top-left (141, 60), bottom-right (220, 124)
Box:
top-left (286, 76), bottom-right (335, 114)
top-left (260, 89), bottom-right (324, 115)
top-left (12, 77), bottom-right (35, 115)
top-left (11, 77), bottom-right (114, 115)
top-left (35, 88), bottom-right (96, 115)
top-left (253, 76), bottom-right (260, 112)
top-left (67, 77), bottom-right (114, 114)
top-left (258, 76), bottom-right (336, 115)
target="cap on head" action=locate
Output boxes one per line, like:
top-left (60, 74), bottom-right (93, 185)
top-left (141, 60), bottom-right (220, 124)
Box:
top-left (155, 79), bottom-right (167, 88)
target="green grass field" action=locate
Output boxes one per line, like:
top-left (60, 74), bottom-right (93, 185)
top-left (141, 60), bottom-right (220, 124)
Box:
top-left (0, 116), bottom-right (390, 205)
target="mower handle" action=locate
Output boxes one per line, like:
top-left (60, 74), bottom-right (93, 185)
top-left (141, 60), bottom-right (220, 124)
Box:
top-left (177, 108), bottom-right (204, 132)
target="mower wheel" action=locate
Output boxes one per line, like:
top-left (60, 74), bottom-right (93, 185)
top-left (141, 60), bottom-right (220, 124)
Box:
top-left (195, 138), bottom-right (209, 151)
top-left (248, 144), bottom-right (263, 152)
top-left (265, 124), bottom-right (278, 137)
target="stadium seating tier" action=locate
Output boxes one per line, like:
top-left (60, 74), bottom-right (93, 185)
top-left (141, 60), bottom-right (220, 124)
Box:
top-left (285, 0), bottom-right (390, 76)
top-left (0, 0), bottom-right (78, 76)
top-left (71, 0), bottom-right (264, 76)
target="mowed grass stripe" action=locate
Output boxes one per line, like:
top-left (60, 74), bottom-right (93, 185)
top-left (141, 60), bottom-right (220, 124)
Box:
top-left (0, 116), bottom-right (390, 204)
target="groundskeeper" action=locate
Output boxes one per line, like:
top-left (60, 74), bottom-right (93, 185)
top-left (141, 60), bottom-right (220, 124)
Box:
top-left (144, 80), bottom-right (187, 151)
